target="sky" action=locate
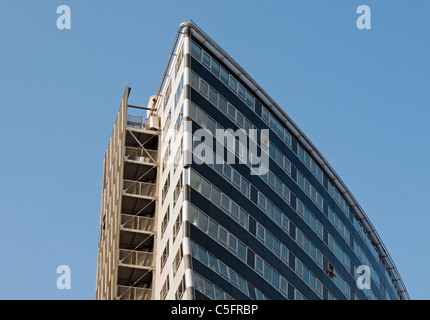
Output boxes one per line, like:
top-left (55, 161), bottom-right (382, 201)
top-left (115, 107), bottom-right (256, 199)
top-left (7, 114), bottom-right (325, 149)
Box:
top-left (0, 0), bottom-right (428, 300)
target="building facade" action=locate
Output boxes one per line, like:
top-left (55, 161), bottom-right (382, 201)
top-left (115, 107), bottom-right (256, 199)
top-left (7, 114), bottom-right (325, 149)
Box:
top-left (95, 22), bottom-right (409, 300)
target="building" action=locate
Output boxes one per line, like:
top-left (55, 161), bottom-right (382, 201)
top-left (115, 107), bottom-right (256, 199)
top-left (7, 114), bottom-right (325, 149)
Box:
top-left (95, 21), bottom-right (409, 300)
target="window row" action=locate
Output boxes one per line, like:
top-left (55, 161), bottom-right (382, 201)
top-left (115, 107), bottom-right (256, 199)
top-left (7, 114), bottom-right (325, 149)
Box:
top-left (296, 199), bottom-right (323, 240)
top-left (333, 269), bottom-right (351, 299)
top-left (297, 171), bottom-right (323, 210)
top-left (190, 102), bottom-right (259, 170)
top-left (328, 206), bottom-right (350, 243)
top-left (328, 233), bottom-right (350, 270)
top-left (261, 106), bottom-right (292, 147)
top-left (296, 229), bottom-right (323, 268)
top-left (353, 214), bottom-right (379, 262)
top-left (174, 74), bottom-right (184, 108)
top-left (257, 191), bottom-right (290, 235)
top-left (192, 136), bottom-right (251, 196)
top-left (327, 180), bottom-right (351, 218)
top-left (254, 255), bottom-right (289, 298)
top-left (191, 72), bottom-right (255, 133)
top-left (191, 241), bottom-right (250, 297)
top-left (256, 222), bottom-right (289, 265)
top-left (189, 204), bottom-right (247, 264)
top-left (268, 141), bottom-right (292, 174)
top-left (190, 169), bottom-right (249, 230)
top-left (295, 259), bottom-right (323, 298)
top-left (193, 272), bottom-right (234, 300)
top-left (297, 144), bottom-right (323, 183)
top-left (191, 41), bottom-right (255, 110)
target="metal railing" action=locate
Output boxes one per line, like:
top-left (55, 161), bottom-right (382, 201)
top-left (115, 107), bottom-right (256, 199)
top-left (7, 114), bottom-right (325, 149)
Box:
top-left (119, 249), bottom-right (155, 269)
top-left (127, 115), bottom-right (145, 129)
top-left (121, 214), bottom-right (155, 233)
top-left (123, 180), bottom-right (156, 198)
top-left (117, 285), bottom-right (152, 300)
top-left (125, 146), bottom-right (157, 164)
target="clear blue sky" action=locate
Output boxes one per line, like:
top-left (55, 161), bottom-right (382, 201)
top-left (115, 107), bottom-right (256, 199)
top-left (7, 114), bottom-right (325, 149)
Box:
top-left (0, 0), bottom-right (428, 299)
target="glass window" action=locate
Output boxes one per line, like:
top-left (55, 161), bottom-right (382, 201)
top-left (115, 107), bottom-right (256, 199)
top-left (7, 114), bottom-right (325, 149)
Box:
top-left (202, 51), bottom-right (211, 68)
top-left (209, 87), bottom-right (218, 106)
top-left (191, 42), bottom-right (202, 61)
top-left (198, 245), bottom-right (208, 265)
top-left (281, 245), bottom-right (288, 263)
top-left (218, 193), bottom-right (228, 212)
top-left (233, 170), bottom-right (241, 188)
top-left (231, 202), bottom-right (239, 220)
top-left (258, 193), bottom-right (266, 209)
top-left (227, 103), bottom-right (236, 120)
top-left (240, 179), bottom-right (249, 196)
top-left (211, 60), bottom-right (220, 77)
top-left (228, 235), bottom-right (237, 253)
top-left (236, 112), bottom-right (245, 127)
top-left (274, 208), bottom-right (281, 226)
top-left (211, 187), bottom-right (221, 206)
top-left (229, 269), bottom-right (239, 286)
top-left (283, 185), bottom-right (290, 203)
top-left (268, 171), bottom-right (275, 187)
top-left (280, 277), bottom-right (288, 295)
top-left (267, 202), bottom-right (274, 220)
top-left (275, 178), bottom-right (282, 195)
top-left (269, 115), bottom-right (277, 131)
top-left (229, 76), bottom-right (237, 92)
top-left (266, 232), bottom-right (273, 250)
top-left (223, 164), bottom-right (231, 180)
top-left (239, 209), bottom-right (248, 229)
top-left (190, 170), bottom-right (201, 192)
top-left (203, 279), bottom-right (214, 299)
top-left (255, 256), bottom-right (263, 275)
top-left (256, 223), bottom-right (265, 241)
top-left (277, 122), bottom-right (284, 138)
top-left (218, 226), bottom-right (228, 246)
top-left (263, 262), bottom-right (271, 283)
top-left (237, 241), bottom-right (247, 263)
top-left (196, 107), bottom-right (206, 127)
top-left (198, 212), bottom-right (208, 233)
top-left (238, 276), bottom-right (248, 295)
top-left (208, 219), bottom-right (218, 240)
top-left (273, 239), bottom-right (280, 257)
top-left (190, 205), bottom-right (198, 226)
top-left (214, 286), bottom-right (224, 300)
top-left (282, 216), bottom-right (289, 233)
top-left (218, 261), bottom-right (229, 279)
top-left (199, 79), bottom-right (209, 97)
top-left (206, 116), bottom-right (215, 136)
top-left (271, 271), bottom-right (280, 289)
top-left (298, 145), bottom-right (304, 162)
top-left (302, 267), bottom-right (309, 284)
top-left (262, 107), bottom-right (269, 123)
top-left (304, 153), bottom-right (311, 167)
top-left (191, 72), bottom-right (199, 90)
top-left (284, 129), bottom-right (291, 145)
top-left (218, 95), bottom-right (227, 113)
top-left (220, 68), bottom-right (229, 86)
top-left (245, 91), bottom-right (254, 109)
top-left (238, 84), bottom-right (246, 100)
top-left (190, 242), bottom-right (198, 259)
top-left (193, 273), bottom-right (204, 292)
top-left (201, 178), bottom-right (211, 199)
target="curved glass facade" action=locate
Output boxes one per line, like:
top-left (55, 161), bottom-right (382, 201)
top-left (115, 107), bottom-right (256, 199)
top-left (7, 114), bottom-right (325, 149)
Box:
top-left (185, 25), bottom-right (408, 300)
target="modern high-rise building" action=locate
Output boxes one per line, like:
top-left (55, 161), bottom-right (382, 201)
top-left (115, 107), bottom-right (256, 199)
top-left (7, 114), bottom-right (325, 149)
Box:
top-left (95, 21), bottom-right (409, 300)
